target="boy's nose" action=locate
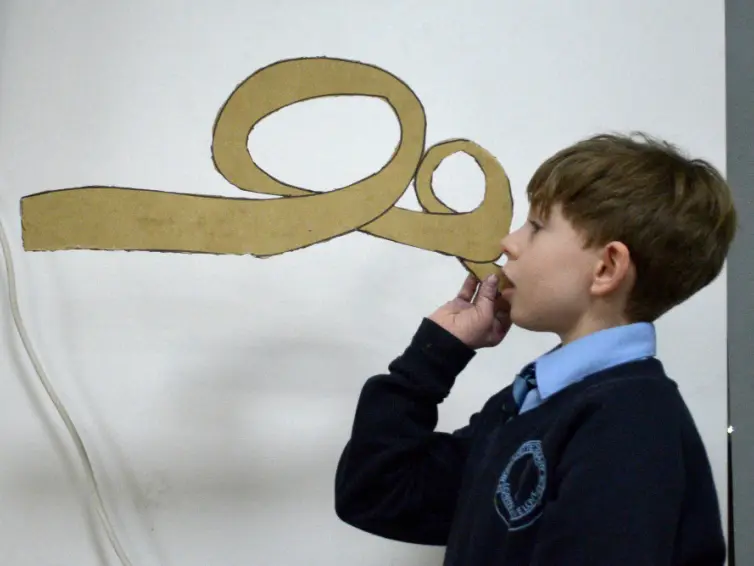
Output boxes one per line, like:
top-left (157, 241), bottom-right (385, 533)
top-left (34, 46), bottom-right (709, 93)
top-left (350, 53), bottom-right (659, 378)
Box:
top-left (500, 234), bottom-right (518, 261)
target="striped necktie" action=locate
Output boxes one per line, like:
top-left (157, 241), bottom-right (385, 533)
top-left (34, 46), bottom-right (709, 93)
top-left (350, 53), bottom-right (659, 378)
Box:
top-left (512, 362), bottom-right (538, 410)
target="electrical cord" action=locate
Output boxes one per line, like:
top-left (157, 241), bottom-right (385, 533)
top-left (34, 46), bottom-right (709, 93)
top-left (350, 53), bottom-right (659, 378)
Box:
top-left (0, 210), bottom-right (134, 566)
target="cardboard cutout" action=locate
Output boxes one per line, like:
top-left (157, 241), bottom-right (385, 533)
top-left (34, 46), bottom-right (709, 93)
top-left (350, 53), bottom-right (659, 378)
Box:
top-left (20, 57), bottom-right (513, 288)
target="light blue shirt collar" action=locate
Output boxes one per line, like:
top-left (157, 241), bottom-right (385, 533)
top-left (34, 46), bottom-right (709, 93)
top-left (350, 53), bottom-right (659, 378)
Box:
top-left (517, 322), bottom-right (656, 413)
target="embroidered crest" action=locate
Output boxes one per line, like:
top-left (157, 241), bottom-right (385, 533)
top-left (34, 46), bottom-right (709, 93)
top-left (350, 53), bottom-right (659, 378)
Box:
top-left (494, 439), bottom-right (547, 531)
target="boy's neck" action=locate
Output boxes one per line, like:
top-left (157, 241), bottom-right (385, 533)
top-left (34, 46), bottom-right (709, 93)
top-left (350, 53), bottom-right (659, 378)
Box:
top-left (558, 313), bottom-right (633, 346)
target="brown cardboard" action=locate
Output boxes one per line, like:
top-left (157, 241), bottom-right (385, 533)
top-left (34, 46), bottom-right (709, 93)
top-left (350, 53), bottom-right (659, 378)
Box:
top-left (20, 57), bottom-right (514, 289)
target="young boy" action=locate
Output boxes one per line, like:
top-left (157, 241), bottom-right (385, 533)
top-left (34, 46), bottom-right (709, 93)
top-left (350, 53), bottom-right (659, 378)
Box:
top-left (333, 133), bottom-right (737, 565)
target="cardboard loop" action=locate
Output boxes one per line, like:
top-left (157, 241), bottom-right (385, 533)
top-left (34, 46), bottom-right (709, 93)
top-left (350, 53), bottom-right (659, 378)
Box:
top-left (20, 57), bottom-right (514, 287)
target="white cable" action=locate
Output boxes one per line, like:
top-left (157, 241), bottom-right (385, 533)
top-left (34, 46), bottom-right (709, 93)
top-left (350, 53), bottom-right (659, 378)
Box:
top-left (0, 211), bottom-right (134, 566)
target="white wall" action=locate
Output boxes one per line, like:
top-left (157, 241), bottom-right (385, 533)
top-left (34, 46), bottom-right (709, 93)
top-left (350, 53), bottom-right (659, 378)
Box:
top-left (0, 1), bottom-right (727, 564)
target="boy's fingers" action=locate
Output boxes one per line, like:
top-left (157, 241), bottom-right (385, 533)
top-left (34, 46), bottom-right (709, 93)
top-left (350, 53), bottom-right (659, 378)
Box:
top-left (473, 275), bottom-right (499, 311)
top-left (457, 273), bottom-right (479, 301)
top-left (495, 294), bottom-right (511, 314)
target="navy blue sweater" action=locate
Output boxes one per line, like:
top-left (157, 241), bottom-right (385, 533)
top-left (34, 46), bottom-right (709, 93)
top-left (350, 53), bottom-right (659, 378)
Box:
top-left (334, 318), bottom-right (725, 565)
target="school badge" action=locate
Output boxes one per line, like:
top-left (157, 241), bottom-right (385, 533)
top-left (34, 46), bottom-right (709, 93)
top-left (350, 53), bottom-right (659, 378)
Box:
top-left (494, 439), bottom-right (547, 531)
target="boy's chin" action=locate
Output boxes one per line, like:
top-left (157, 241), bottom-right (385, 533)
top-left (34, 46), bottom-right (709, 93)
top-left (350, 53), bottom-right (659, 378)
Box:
top-left (509, 311), bottom-right (536, 332)
top-left (509, 310), bottom-right (557, 335)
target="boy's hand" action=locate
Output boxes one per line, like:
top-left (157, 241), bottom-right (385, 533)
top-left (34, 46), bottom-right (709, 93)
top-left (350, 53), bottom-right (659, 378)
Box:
top-left (428, 273), bottom-right (512, 349)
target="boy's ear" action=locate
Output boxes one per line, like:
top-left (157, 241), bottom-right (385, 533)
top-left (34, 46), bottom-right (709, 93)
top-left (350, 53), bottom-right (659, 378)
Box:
top-left (591, 241), bottom-right (634, 296)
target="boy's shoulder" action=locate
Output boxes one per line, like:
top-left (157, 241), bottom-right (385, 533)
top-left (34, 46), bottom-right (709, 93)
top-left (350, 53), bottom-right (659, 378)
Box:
top-left (562, 356), bottom-right (682, 407)
top-left (588, 358), bottom-right (692, 414)
top-left (563, 358), bottom-right (695, 429)
top-left (540, 357), bottom-right (710, 461)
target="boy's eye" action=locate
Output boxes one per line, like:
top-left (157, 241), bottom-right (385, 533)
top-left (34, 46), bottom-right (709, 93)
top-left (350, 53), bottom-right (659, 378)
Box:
top-left (528, 220), bottom-right (542, 232)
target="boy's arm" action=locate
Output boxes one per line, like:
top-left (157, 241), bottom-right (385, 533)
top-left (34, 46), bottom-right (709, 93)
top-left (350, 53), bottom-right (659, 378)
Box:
top-left (334, 317), bottom-right (481, 546)
top-left (530, 385), bottom-right (726, 565)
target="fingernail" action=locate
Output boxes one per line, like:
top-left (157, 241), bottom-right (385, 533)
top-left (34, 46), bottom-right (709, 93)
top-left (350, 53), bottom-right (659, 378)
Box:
top-left (487, 275), bottom-right (498, 283)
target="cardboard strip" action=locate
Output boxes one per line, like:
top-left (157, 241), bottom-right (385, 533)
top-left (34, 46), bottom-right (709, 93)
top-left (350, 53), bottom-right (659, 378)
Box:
top-left (20, 57), bottom-right (514, 287)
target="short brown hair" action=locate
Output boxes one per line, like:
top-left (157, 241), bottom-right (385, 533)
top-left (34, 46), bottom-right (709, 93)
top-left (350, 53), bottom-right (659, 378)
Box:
top-left (527, 132), bottom-right (737, 322)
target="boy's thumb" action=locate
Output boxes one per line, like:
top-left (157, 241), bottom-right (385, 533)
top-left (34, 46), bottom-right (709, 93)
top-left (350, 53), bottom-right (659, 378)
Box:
top-left (475, 275), bottom-right (499, 310)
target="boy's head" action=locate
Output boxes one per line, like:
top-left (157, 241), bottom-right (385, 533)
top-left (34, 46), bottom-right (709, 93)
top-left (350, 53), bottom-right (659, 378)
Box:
top-left (500, 132), bottom-right (737, 343)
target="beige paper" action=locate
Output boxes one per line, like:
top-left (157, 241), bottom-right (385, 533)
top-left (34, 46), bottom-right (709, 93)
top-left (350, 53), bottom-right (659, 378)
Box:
top-left (20, 57), bottom-right (514, 288)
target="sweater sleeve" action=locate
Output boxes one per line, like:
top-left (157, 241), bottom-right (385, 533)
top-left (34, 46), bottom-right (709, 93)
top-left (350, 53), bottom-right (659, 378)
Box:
top-left (530, 384), bottom-right (693, 565)
top-left (334, 317), bottom-right (480, 545)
